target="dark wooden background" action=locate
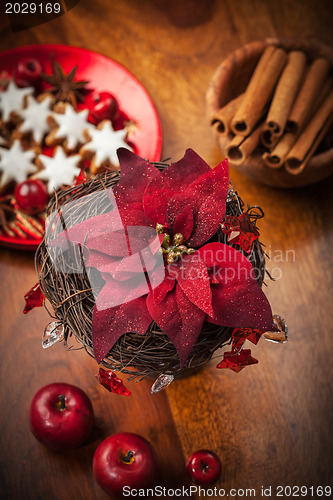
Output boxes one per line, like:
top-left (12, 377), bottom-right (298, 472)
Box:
top-left (0, 1), bottom-right (332, 499)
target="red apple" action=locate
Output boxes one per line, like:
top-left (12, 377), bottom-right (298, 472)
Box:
top-left (89, 91), bottom-right (119, 122)
top-left (93, 432), bottom-right (159, 497)
top-left (15, 57), bottom-right (43, 87)
top-left (29, 382), bottom-right (94, 451)
top-left (14, 179), bottom-right (48, 214)
top-left (186, 449), bottom-right (222, 485)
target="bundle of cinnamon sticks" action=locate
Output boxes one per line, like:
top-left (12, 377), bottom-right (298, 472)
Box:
top-left (211, 44), bottom-right (333, 175)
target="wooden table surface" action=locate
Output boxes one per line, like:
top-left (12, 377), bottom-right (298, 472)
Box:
top-left (0, 1), bottom-right (332, 499)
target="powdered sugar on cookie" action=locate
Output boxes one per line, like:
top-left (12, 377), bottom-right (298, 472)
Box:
top-left (47, 104), bottom-right (93, 151)
top-left (0, 81), bottom-right (34, 122)
top-left (35, 146), bottom-right (81, 193)
top-left (80, 120), bottom-right (132, 172)
top-left (15, 94), bottom-right (53, 145)
top-left (0, 140), bottom-right (36, 187)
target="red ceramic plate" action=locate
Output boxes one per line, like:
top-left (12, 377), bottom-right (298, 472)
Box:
top-left (0, 44), bottom-right (162, 250)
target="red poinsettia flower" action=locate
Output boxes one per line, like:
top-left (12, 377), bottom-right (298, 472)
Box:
top-left (47, 149), bottom-right (276, 366)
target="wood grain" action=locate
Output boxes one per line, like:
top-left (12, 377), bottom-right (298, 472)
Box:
top-left (0, 1), bottom-right (333, 499)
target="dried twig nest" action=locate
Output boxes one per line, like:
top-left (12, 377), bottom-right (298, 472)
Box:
top-left (36, 162), bottom-right (267, 381)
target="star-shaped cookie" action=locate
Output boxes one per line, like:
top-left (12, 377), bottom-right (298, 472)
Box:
top-left (15, 95), bottom-right (53, 145)
top-left (0, 81), bottom-right (34, 122)
top-left (46, 103), bottom-right (93, 151)
top-left (0, 140), bottom-right (37, 188)
top-left (80, 120), bottom-right (132, 174)
top-left (35, 146), bottom-right (81, 193)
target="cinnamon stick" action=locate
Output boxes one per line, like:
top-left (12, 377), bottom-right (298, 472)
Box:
top-left (286, 57), bottom-right (331, 133)
top-left (227, 124), bottom-right (264, 165)
top-left (211, 94), bottom-right (244, 136)
top-left (263, 78), bottom-right (333, 169)
top-left (260, 128), bottom-right (280, 150)
top-left (231, 45), bottom-right (287, 136)
top-left (262, 131), bottom-right (298, 169)
top-left (264, 50), bottom-right (307, 137)
top-left (284, 89), bottom-right (333, 175)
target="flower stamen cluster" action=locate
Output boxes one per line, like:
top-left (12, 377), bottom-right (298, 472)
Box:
top-left (156, 224), bottom-right (195, 264)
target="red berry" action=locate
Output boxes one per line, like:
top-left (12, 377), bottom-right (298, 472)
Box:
top-left (14, 179), bottom-right (48, 214)
top-left (186, 449), bottom-right (222, 485)
top-left (15, 58), bottom-right (43, 87)
top-left (89, 91), bottom-right (119, 122)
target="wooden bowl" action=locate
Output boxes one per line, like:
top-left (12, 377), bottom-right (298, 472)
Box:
top-left (206, 38), bottom-right (333, 188)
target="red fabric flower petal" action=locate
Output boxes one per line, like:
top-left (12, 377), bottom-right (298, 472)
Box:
top-left (50, 215), bottom-right (158, 263)
top-left (88, 224), bottom-right (160, 259)
top-left (111, 237), bottom-right (164, 281)
top-left (143, 149), bottom-right (211, 225)
top-left (151, 268), bottom-right (176, 303)
top-left (98, 272), bottom-right (152, 309)
top-left (92, 293), bottom-right (152, 363)
top-left (47, 203), bottom-right (144, 251)
top-left (163, 148), bottom-right (211, 187)
top-left (167, 159), bottom-right (229, 247)
top-left (95, 368), bottom-right (131, 396)
top-left (171, 253), bottom-right (213, 316)
top-left (112, 149), bottom-right (161, 210)
top-left (86, 232), bottom-right (146, 257)
top-left (173, 205), bottom-right (194, 242)
top-left (209, 283), bottom-right (275, 331)
top-left (143, 178), bottom-right (175, 226)
top-left (216, 349), bottom-right (258, 372)
top-left (47, 209), bottom-right (122, 249)
top-left (117, 208), bottom-right (154, 229)
top-left (147, 284), bottom-right (205, 366)
top-left (85, 250), bottom-right (120, 273)
top-left (197, 243), bottom-right (276, 331)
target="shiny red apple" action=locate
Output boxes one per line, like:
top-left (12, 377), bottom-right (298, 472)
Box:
top-left (14, 179), bottom-right (48, 214)
top-left (29, 382), bottom-right (94, 451)
top-left (186, 449), bottom-right (222, 485)
top-left (89, 91), bottom-right (119, 122)
top-left (93, 432), bottom-right (159, 496)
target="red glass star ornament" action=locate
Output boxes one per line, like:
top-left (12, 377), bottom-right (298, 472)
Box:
top-left (220, 212), bottom-right (259, 253)
top-left (232, 327), bottom-right (263, 345)
top-left (95, 368), bottom-right (131, 396)
top-left (23, 282), bottom-right (44, 313)
top-left (216, 348), bottom-right (258, 373)
top-left (231, 336), bottom-right (246, 352)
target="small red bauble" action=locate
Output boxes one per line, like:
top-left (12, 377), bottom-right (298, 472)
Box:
top-left (29, 382), bottom-right (94, 451)
top-left (15, 57), bottom-right (43, 86)
top-left (89, 91), bottom-right (119, 122)
top-left (14, 179), bottom-right (48, 214)
top-left (93, 432), bottom-right (159, 496)
top-left (186, 449), bottom-right (222, 485)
